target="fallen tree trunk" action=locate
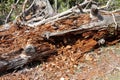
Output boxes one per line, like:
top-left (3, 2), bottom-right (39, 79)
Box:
top-left (0, 3), bottom-right (120, 73)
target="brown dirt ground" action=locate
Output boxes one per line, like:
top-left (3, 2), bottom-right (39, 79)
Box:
top-left (0, 14), bottom-right (120, 80)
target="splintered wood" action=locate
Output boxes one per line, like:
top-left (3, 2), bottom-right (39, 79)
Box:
top-left (0, 12), bottom-right (120, 73)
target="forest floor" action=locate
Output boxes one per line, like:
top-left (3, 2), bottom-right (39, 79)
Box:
top-left (0, 13), bottom-right (120, 80)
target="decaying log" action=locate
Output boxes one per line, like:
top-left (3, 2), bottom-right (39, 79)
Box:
top-left (42, 13), bottom-right (120, 39)
top-left (0, 14), bottom-right (120, 74)
top-left (1, 0), bottom-right (120, 74)
top-left (0, 44), bottom-right (57, 72)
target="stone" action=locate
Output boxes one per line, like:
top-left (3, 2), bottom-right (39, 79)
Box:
top-left (24, 44), bottom-right (36, 54)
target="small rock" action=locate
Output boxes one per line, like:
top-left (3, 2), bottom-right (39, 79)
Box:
top-left (24, 44), bottom-right (36, 54)
top-left (98, 38), bottom-right (105, 45)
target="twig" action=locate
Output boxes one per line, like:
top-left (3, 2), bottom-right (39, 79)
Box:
top-left (27, 16), bottom-right (45, 23)
top-left (99, 0), bottom-right (113, 10)
top-left (47, 13), bottom-right (73, 24)
top-left (22, 0), bottom-right (28, 20)
top-left (5, 0), bottom-right (20, 24)
top-left (26, 6), bottom-right (48, 23)
top-left (24, 0), bottom-right (36, 14)
top-left (14, 0), bottom-right (35, 22)
top-left (112, 9), bottom-right (120, 13)
top-left (76, 4), bottom-right (84, 13)
top-left (106, 0), bottom-right (112, 9)
top-left (111, 13), bottom-right (118, 30)
top-left (54, 0), bottom-right (58, 13)
top-left (22, 0), bottom-right (28, 13)
top-left (84, 0), bottom-right (92, 9)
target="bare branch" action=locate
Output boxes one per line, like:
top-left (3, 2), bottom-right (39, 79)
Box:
top-left (24, 0), bottom-right (36, 14)
top-left (22, 0), bottom-right (28, 20)
top-left (76, 4), bottom-right (84, 13)
top-left (99, 0), bottom-right (113, 10)
top-left (14, 0), bottom-right (35, 22)
top-left (106, 0), bottom-right (112, 9)
top-left (5, 0), bottom-right (20, 24)
top-left (22, 0), bottom-right (28, 13)
top-left (111, 13), bottom-right (118, 30)
top-left (84, 0), bottom-right (93, 9)
top-left (20, 0), bottom-right (92, 27)
top-left (47, 13), bottom-right (73, 24)
top-left (112, 9), bottom-right (120, 13)
top-left (54, 0), bottom-right (58, 13)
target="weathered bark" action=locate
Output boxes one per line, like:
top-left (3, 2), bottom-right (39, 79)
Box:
top-left (0, 44), bottom-right (57, 72)
top-left (32, 0), bottom-right (54, 16)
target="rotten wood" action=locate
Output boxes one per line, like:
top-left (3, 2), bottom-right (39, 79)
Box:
top-left (0, 12), bottom-right (120, 73)
top-left (0, 0), bottom-right (120, 74)
top-left (42, 13), bottom-right (120, 39)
